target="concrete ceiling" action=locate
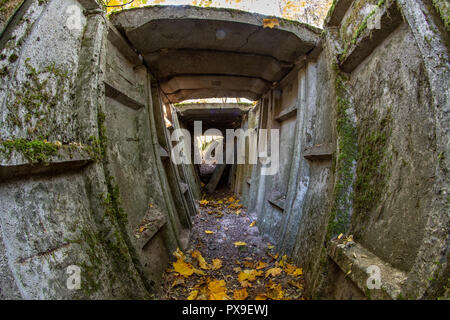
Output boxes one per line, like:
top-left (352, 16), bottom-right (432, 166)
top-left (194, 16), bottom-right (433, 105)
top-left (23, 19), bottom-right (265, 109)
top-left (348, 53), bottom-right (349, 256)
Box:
top-left (110, 5), bottom-right (320, 104)
top-left (176, 103), bottom-right (252, 131)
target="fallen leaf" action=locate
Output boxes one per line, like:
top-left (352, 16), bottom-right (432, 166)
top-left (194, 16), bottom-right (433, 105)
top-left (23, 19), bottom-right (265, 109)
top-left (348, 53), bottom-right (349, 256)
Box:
top-left (265, 267), bottom-right (282, 278)
top-left (279, 255), bottom-right (288, 268)
top-left (255, 261), bottom-right (268, 270)
top-left (173, 248), bottom-right (185, 260)
top-left (211, 258), bottom-right (223, 270)
top-left (205, 230), bottom-right (214, 234)
top-left (234, 241), bottom-right (247, 247)
top-left (243, 260), bottom-right (254, 268)
top-left (288, 280), bottom-right (303, 290)
top-left (249, 221), bottom-right (256, 227)
top-left (192, 250), bottom-right (209, 270)
top-left (233, 288), bottom-right (248, 300)
top-left (208, 279), bottom-right (228, 300)
top-left (255, 294), bottom-right (268, 300)
top-left (263, 18), bottom-right (279, 28)
top-left (238, 269), bottom-right (263, 283)
top-left (173, 258), bottom-right (194, 277)
top-left (293, 268), bottom-right (303, 277)
top-left (194, 268), bottom-right (206, 276)
top-left (268, 287), bottom-right (284, 300)
top-left (284, 263), bottom-right (296, 275)
top-left (187, 290), bottom-right (198, 300)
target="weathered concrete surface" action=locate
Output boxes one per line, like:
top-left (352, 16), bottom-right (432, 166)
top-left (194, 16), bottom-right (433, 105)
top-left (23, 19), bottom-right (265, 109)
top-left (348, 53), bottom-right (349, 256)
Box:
top-left (0, 0), bottom-right (23, 35)
top-left (110, 5), bottom-right (320, 103)
top-left (0, 0), bottom-right (195, 299)
top-left (236, 0), bottom-right (448, 300)
top-left (328, 239), bottom-right (407, 299)
top-left (0, 0), bottom-right (448, 301)
top-left (176, 102), bottom-right (251, 131)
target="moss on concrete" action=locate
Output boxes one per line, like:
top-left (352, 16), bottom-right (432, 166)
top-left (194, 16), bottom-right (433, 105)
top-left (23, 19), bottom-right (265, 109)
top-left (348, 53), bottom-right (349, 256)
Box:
top-left (339, 0), bottom-right (388, 60)
top-left (353, 107), bottom-right (392, 218)
top-left (326, 65), bottom-right (357, 241)
top-left (432, 0), bottom-right (450, 29)
top-left (6, 59), bottom-right (70, 139)
top-left (0, 138), bottom-right (58, 163)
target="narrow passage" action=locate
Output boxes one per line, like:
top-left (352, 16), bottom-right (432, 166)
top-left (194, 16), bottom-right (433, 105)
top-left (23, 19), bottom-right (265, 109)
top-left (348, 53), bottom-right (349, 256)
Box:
top-left (159, 189), bottom-right (306, 300)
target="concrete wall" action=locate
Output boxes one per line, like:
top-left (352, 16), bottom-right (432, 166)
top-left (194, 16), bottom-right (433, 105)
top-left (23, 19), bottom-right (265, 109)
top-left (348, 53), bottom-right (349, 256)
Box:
top-left (0, 0), bottom-right (196, 299)
top-left (237, 0), bottom-right (449, 300)
top-left (0, 0), bottom-right (448, 300)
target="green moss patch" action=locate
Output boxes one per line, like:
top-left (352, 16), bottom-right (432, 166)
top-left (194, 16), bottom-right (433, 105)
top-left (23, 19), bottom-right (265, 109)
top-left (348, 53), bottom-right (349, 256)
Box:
top-left (0, 138), bottom-right (58, 163)
top-left (326, 66), bottom-right (358, 240)
top-left (353, 107), bottom-right (392, 222)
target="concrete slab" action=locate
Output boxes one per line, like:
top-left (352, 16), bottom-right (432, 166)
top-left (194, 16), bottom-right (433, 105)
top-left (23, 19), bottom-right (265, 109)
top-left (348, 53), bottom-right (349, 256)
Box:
top-left (110, 5), bottom-right (320, 102)
top-left (176, 103), bottom-right (251, 130)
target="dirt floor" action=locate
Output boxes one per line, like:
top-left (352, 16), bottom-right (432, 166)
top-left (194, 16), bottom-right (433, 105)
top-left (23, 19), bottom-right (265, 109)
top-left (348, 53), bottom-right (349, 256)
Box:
top-left (159, 188), bottom-right (306, 300)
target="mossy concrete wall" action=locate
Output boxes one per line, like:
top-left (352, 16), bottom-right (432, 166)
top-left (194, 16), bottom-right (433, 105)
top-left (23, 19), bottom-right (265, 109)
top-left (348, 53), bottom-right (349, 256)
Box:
top-left (0, 0), bottom-right (193, 299)
top-left (238, 0), bottom-right (448, 300)
top-left (0, 0), bottom-right (448, 300)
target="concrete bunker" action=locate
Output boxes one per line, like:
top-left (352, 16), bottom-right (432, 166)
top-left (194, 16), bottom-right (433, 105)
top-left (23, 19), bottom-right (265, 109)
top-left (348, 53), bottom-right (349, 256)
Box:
top-left (0, 0), bottom-right (448, 300)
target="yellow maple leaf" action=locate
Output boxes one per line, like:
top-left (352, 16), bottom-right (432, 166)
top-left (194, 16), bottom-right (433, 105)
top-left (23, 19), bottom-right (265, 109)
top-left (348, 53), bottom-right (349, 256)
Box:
top-left (279, 255), bottom-right (288, 268)
top-left (233, 241), bottom-right (247, 247)
top-left (205, 230), bottom-right (214, 234)
top-left (233, 288), bottom-right (248, 300)
top-left (208, 279), bottom-right (228, 300)
top-left (187, 289), bottom-right (198, 300)
top-left (191, 250), bottom-right (209, 270)
top-left (266, 282), bottom-right (284, 300)
top-left (199, 199), bottom-right (209, 206)
top-left (284, 263), bottom-right (296, 275)
top-left (265, 267), bottom-right (282, 278)
top-left (211, 258), bottom-right (222, 270)
top-left (255, 294), bottom-right (268, 300)
top-left (238, 269), bottom-right (263, 283)
top-left (263, 18), bottom-right (279, 29)
top-left (249, 221), bottom-right (256, 227)
top-left (293, 268), bottom-right (303, 277)
top-left (193, 268), bottom-right (206, 276)
top-left (255, 261), bottom-right (268, 270)
top-left (173, 258), bottom-right (194, 277)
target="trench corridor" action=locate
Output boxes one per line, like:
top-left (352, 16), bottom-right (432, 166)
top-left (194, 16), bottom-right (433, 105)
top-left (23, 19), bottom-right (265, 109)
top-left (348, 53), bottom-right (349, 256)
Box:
top-left (159, 188), bottom-right (306, 300)
top-left (0, 1), bottom-right (448, 301)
